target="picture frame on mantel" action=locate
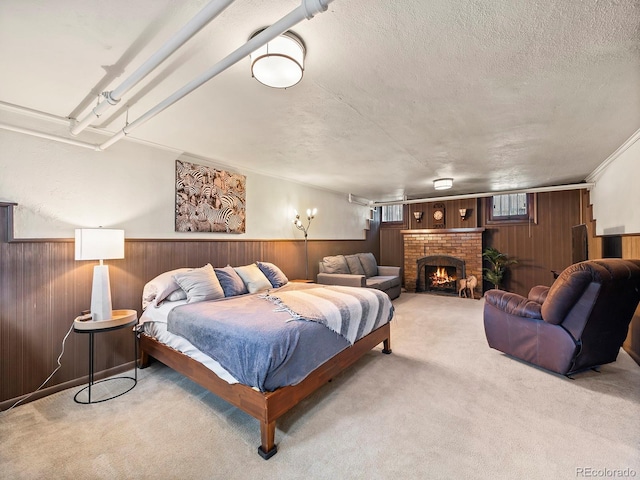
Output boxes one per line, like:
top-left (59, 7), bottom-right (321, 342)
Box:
top-left (175, 160), bottom-right (246, 233)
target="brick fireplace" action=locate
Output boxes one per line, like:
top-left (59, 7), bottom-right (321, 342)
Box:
top-left (401, 228), bottom-right (484, 297)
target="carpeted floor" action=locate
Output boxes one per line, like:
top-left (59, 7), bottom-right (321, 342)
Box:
top-left (1, 293), bottom-right (639, 480)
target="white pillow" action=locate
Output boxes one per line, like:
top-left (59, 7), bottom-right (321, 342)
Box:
top-left (142, 267), bottom-right (191, 309)
top-left (165, 289), bottom-right (187, 303)
top-left (234, 264), bottom-right (272, 293)
top-left (172, 264), bottom-right (225, 303)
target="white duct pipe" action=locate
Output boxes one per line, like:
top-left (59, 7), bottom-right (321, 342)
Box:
top-left (70, 0), bottom-right (236, 136)
top-left (348, 193), bottom-right (372, 206)
top-left (99, 0), bottom-right (334, 151)
top-left (369, 183), bottom-right (595, 207)
top-left (0, 123), bottom-right (100, 150)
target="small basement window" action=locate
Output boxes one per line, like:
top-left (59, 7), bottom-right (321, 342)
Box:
top-left (486, 193), bottom-right (536, 224)
top-left (381, 204), bottom-right (403, 223)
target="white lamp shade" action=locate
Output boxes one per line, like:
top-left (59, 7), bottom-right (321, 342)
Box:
top-left (433, 178), bottom-right (453, 190)
top-left (250, 32), bottom-right (305, 88)
top-left (75, 229), bottom-right (124, 261)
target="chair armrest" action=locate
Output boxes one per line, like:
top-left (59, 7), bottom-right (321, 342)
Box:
top-left (317, 273), bottom-right (366, 287)
top-left (377, 265), bottom-right (401, 277)
top-left (484, 289), bottom-right (543, 319)
top-left (528, 285), bottom-right (550, 304)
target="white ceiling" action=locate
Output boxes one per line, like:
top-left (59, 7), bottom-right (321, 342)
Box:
top-left (1, 0), bottom-right (639, 201)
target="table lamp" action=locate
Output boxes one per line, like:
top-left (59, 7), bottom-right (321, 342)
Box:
top-left (75, 228), bottom-right (125, 321)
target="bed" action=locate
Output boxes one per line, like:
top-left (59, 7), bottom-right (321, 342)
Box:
top-left (137, 263), bottom-right (394, 459)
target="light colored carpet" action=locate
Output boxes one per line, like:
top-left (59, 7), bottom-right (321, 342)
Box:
top-left (1, 294), bottom-right (639, 480)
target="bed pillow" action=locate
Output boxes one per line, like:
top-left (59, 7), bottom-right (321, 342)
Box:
top-left (358, 253), bottom-right (379, 278)
top-left (142, 267), bottom-right (192, 309)
top-left (172, 264), bottom-right (224, 303)
top-left (214, 265), bottom-right (248, 297)
top-left (345, 254), bottom-right (366, 276)
top-left (165, 288), bottom-right (188, 302)
top-left (256, 261), bottom-right (289, 288)
top-left (234, 264), bottom-right (273, 293)
top-left (322, 255), bottom-right (350, 274)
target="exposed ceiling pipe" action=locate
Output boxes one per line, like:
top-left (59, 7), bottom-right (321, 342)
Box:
top-left (367, 183), bottom-right (596, 207)
top-left (99, 0), bottom-right (335, 151)
top-left (348, 193), bottom-right (372, 206)
top-left (70, 0), bottom-right (236, 136)
top-left (0, 123), bottom-right (100, 150)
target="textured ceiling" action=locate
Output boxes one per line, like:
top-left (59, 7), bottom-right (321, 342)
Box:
top-left (1, 0), bottom-right (638, 201)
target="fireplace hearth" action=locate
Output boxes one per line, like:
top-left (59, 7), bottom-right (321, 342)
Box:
top-left (416, 255), bottom-right (465, 295)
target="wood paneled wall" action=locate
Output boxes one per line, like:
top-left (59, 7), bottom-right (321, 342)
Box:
top-left (0, 203), bottom-right (380, 408)
top-left (480, 190), bottom-right (582, 295)
top-left (407, 198), bottom-right (479, 231)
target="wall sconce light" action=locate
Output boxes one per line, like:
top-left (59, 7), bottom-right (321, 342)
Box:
top-left (75, 228), bottom-right (125, 321)
top-left (433, 178), bottom-right (453, 190)
top-left (459, 208), bottom-right (467, 220)
top-left (413, 211), bottom-right (423, 222)
top-left (293, 208), bottom-right (317, 279)
top-left (250, 30), bottom-right (305, 88)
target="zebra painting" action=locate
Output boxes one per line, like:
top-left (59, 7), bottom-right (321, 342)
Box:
top-left (175, 160), bottom-right (246, 233)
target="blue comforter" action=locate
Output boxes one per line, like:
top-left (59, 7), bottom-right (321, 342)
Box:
top-left (167, 283), bottom-right (393, 392)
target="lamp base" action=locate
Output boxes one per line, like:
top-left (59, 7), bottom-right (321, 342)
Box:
top-left (91, 264), bottom-right (113, 321)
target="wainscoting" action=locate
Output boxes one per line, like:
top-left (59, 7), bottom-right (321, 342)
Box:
top-left (0, 203), bottom-right (380, 408)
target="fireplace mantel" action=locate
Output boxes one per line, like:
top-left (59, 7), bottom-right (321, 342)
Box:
top-left (401, 228), bottom-right (485, 235)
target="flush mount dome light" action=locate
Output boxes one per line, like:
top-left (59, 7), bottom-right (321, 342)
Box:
top-left (250, 30), bottom-right (305, 88)
top-left (433, 178), bottom-right (453, 190)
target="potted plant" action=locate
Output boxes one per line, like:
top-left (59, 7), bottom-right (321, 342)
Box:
top-left (482, 247), bottom-right (517, 290)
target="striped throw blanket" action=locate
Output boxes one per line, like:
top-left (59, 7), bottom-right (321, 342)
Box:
top-left (260, 286), bottom-right (394, 345)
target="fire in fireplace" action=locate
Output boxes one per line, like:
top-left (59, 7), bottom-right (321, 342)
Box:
top-left (426, 266), bottom-right (457, 292)
top-left (416, 255), bottom-right (466, 295)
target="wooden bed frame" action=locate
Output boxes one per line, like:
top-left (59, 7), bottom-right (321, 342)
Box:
top-left (138, 322), bottom-right (392, 459)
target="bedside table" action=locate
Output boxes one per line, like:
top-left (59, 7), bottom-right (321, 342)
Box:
top-left (73, 309), bottom-right (138, 404)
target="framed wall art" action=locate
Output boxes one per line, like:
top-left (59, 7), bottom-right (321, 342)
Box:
top-left (175, 160), bottom-right (246, 233)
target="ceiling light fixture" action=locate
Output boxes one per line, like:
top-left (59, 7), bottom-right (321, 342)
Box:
top-left (433, 178), bottom-right (453, 190)
top-left (250, 30), bottom-right (305, 88)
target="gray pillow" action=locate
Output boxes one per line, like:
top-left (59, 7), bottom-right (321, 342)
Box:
top-left (256, 261), bottom-right (289, 288)
top-left (345, 254), bottom-right (365, 275)
top-left (214, 265), bottom-right (249, 297)
top-left (322, 255), bottom-right (350, 274)
top-left (234, 264), bottom-right (272, 293)
top-left (358, 253), bottom-right (379, 278)
top-left (172, 264), bottom-right (224, 303)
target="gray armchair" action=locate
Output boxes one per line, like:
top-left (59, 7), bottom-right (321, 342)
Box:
top-left (483, 259), bottom-right (640, 375)
top-left (317, 253), bottom-right (401, 300)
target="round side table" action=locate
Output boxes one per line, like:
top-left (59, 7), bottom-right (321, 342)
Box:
top-left (73, 309), bottom-right (138, 404)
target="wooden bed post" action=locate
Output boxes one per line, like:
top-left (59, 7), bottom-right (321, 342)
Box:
top-left (258, 420), bottom-right (277, 460)
top-left (138, 348), bottom-right (150, 368)
top-left (382, 337), bottom-right (392, 354)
